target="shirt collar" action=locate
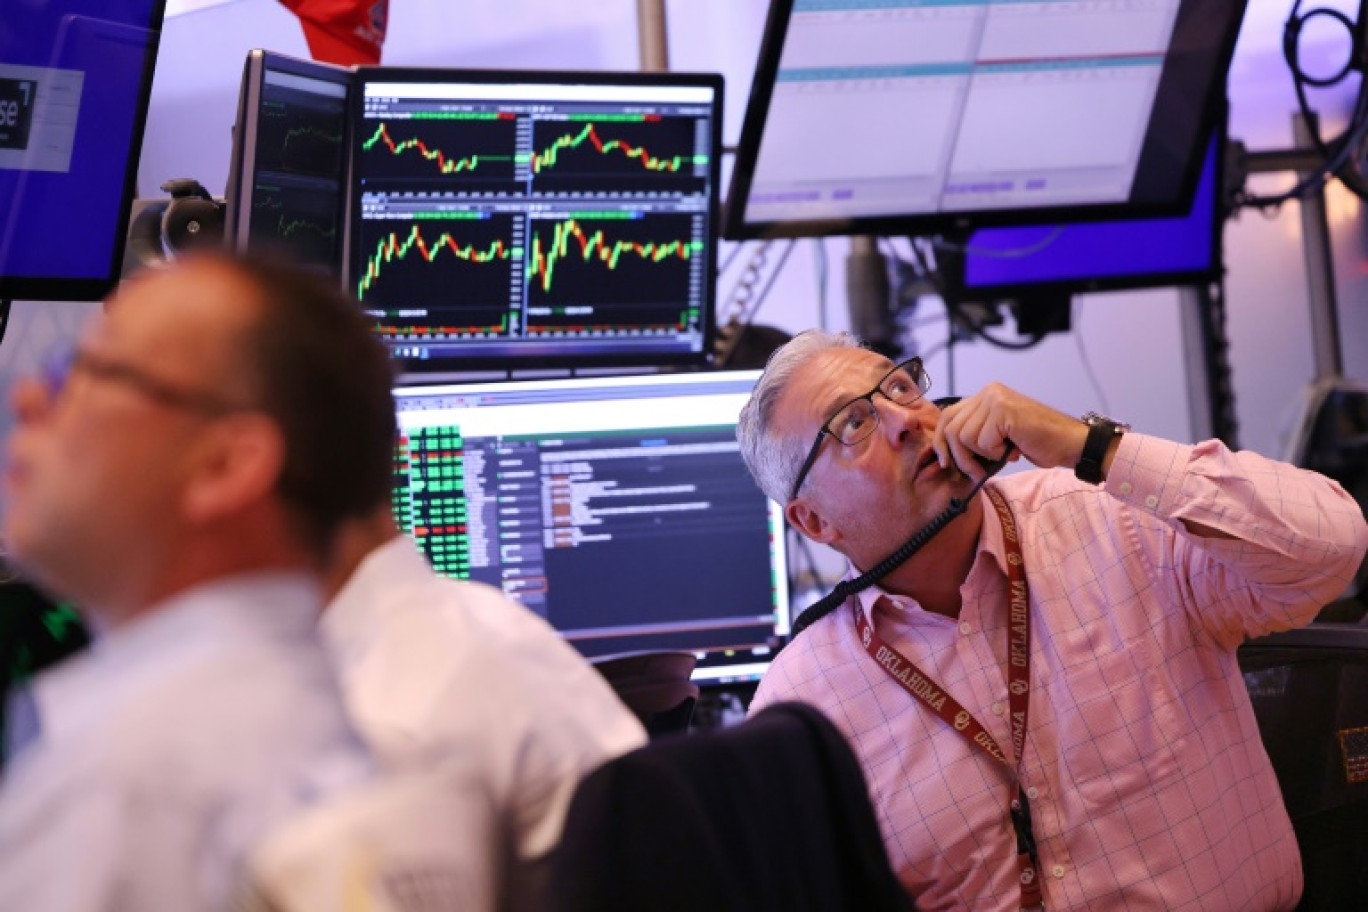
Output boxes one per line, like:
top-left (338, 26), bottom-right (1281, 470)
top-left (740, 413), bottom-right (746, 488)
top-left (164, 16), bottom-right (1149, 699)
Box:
top-left (851, 486), bottom-right (1011, 618)
top-left (320, 534), bottom-right (428, 666)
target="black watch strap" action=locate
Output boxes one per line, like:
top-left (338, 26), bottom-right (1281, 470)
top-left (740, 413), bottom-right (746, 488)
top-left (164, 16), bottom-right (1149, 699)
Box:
top-left (1075, 413), bottom-right (1126, 484)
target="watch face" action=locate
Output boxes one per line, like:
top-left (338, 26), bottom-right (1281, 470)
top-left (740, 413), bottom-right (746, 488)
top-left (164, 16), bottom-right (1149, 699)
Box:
top-left (1082, 412), bottom-right (1129, 431)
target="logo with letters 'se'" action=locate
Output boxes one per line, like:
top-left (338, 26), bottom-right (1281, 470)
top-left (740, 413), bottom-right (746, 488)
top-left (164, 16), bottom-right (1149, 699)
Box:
top-left (0, 78), bottom-right (37, 151)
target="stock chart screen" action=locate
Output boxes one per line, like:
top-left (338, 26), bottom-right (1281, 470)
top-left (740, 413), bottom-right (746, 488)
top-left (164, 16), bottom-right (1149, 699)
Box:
top-left (228, 51), bottom-right (349, 271)
top-left (349, 69), bottom-right (723, 371)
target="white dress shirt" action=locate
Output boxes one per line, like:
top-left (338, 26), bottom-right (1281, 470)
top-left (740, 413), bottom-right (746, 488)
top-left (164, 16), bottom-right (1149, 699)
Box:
top-left (321, 536), bottom-right (647, 866)
top-left (0, 573), bottom-right (373, 912)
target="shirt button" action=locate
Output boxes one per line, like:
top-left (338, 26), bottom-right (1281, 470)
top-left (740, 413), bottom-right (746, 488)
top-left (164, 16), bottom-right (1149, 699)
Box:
top-left (992, 702), bottom-right (1004, 716)
top-left (959, 621), bottom-right (972, 635)
top-left (1052, 865), bottom-right (1066, 879)
top-left (1144, 494), bottom-right (1159, 508)
top-left (1027, 786), bottom-right (1039, 800)
top-left (1118, 481), bottom-right (1133, 495)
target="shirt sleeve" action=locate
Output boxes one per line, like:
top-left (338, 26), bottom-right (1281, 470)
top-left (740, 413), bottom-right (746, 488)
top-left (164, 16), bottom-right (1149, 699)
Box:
top-left (1103, 433), bottom-right (1368, 648)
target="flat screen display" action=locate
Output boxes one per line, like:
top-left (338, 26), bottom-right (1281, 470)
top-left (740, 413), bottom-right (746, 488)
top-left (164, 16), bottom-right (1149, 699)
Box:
top-left (224, 50), bottom-right (350, 273)
top-left (954, 130), bottom-right (1222, 296)
top-left (725, 0), bottom-right (1245, 240)
top-left (0, 0), bottom-right (166, 301)
top-left (391, 370), bottom-right (788, 684)
top-left (351, 68), bottom-right (724, 373)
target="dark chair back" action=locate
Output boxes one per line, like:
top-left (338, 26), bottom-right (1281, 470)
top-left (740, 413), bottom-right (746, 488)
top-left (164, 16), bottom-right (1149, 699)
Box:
top-left (1239, 624), bottom-right (1368, 910)
top-left (590, 650), bottom-right (699, 739)
top-left (547, 701), bottom-right (915, 912)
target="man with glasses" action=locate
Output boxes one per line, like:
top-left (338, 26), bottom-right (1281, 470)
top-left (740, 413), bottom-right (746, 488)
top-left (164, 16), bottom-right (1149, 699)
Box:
top-left (0, 253), bottom-right (393, 910)
top-left (737, 329), bottom-right (1367, 911)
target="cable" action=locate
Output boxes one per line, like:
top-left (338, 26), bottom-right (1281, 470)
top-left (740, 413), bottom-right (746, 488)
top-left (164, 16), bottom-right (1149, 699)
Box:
top-left (741, 238), bottom-right (796, 330)
top-left (1241, 2), bottom-right (1368, 209)
top-left (789, 446), bottom-right (1013, 638)
top-left (813, 238), bottom-right (830, 330)
top-left (718, 241), bottom-right (746, 276)
top-left (932, 225), bottom-right (1066, 259)
top-left (1284, 0), bottom-right (1361, 164)
top-left (1071, 298), bottom-right (1112, 415)
top-left (945, 296), bottom-right (1047, 351)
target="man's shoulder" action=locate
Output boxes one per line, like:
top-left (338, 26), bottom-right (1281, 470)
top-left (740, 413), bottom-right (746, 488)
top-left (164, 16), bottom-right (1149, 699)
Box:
top-left (753, 606), bottom-right (863, 712)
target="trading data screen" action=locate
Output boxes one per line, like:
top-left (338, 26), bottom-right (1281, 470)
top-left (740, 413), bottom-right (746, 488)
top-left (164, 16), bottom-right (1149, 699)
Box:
top-left (392, 371), bottom-right (788, 683)
top-left (727, 0), bottom-right (1243, 238)
top-left (351, 70), bottom-right (722, 371)
top-left (228, 52), bottom-right (349, 271)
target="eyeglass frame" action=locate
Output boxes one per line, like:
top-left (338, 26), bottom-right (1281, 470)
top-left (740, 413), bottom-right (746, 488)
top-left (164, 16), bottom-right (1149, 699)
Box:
top-left (38, 346), bottom-right (247, 417)
top-left (787, 356), bottom-right (932, 501)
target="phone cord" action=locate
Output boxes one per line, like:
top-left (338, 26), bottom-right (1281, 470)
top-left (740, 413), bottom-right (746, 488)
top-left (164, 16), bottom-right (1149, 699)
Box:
top-left (789, 447), bottom-right (1012, 639)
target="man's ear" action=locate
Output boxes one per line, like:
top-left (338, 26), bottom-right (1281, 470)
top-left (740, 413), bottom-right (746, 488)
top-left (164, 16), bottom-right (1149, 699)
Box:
top-left (181, 414), bottom-right (286, 524)
top-left (786, 497), bottom-right (840, 548)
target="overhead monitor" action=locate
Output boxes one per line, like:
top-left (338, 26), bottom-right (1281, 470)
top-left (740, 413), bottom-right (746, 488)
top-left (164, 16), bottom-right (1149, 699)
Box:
top-left (224, 50), bottom-right (350, 272)
top-left (350, 67), bottom-right (724, 373)
top-left (948, 128), bottom-right (1224, 299)
top-left (725, 0), bottom-right (1246, 240)
top-left (0, 0), bottom-right (167, 301)
top-left (391, 370), bottom-right (789, 685)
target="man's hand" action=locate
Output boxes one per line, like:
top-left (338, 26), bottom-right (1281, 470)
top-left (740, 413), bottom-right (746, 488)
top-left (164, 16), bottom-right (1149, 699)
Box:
top-left (932, 383), bottom-right (1089, 477)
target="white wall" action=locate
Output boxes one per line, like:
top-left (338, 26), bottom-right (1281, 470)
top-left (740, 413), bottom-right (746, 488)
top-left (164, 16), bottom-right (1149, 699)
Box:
top-left (3, 0), bottom-right (1365, 467)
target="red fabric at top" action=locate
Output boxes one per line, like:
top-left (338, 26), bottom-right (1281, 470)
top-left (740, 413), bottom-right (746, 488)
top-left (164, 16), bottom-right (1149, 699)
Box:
top-left (278, 0), bottom-right (387, 66)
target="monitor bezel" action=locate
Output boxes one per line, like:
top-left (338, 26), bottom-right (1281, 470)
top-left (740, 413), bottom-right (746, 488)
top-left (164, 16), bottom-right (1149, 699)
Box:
top-left (349, 65), bottom-right (725, 374)
top-left (0, 0), bottom-right (168, 302)
top-left (223, 49), bottom-right (352, 263)
top-left (723, 0), bottom-right (1246, 241)
top-left (943, 105), bottom-right (1228, 301)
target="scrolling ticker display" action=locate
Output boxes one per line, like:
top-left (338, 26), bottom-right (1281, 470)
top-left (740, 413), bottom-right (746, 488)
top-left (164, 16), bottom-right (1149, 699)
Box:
top-left (350, 72), bottom-right (722, 370)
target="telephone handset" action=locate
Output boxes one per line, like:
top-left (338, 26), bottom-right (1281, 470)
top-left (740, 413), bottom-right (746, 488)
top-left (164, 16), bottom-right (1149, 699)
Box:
top-left (788, 396), bottom-right (1012, 638)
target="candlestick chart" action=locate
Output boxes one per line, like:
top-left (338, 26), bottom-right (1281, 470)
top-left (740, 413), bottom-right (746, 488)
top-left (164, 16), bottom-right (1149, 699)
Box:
top-left (357, 214), bottom-right (520, 339)
top-left (530, 116), bottom-right (706, 194)
top-left (361, 116), bottom-right (519, 191)
top-left (524, 213), bottom-right (701, 335)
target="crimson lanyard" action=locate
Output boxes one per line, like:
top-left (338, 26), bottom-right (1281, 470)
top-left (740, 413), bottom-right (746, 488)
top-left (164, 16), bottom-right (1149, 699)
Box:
top-left (854, 486), bottom-right (1043, 911)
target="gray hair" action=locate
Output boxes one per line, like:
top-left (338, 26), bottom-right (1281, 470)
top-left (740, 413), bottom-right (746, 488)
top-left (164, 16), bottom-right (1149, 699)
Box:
top-left (736, 329), bottom-right (862, 504)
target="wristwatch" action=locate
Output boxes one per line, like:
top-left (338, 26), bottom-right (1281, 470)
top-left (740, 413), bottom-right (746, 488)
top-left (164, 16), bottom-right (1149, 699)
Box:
top-left (1075, 412), bottom-right (1129, 484)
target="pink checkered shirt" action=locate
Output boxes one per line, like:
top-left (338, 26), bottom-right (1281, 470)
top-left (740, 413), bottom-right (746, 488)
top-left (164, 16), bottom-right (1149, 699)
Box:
top-left (754, 435), bottom-right (1368, 911)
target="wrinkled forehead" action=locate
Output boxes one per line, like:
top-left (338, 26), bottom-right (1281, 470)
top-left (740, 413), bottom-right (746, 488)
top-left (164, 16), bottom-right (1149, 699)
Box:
top-left (775, 347), bottom-right (894, 436)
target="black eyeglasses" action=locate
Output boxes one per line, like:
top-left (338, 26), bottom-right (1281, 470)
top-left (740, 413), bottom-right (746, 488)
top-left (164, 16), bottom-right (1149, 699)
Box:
top-left (788, 357), bottom-right (931, 500)
top-left (40, 347), bottom-right (244, 417)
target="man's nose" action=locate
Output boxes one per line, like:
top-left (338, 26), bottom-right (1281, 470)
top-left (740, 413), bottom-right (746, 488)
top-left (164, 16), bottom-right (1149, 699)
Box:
top-left (876, 394), bottom-right (927, 444)
top-left (11, 376), bottom-right (54, 425)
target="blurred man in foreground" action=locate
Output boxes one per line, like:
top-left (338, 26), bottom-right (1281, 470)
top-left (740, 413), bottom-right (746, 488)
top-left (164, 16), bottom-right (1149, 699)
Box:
top-left (0, 253), bottom-right (395, 911)
top-left (320, 497), bottom-right (647, 909)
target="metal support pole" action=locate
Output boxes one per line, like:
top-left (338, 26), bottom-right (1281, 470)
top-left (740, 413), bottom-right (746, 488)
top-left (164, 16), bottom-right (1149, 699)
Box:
top-left (1292, 112), bottom-right (1345, 379)
top-left (636, 0), bottom-right (670, 72)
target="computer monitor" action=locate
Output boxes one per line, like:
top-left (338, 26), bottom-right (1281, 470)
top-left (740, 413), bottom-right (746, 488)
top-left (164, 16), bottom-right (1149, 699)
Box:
top-left (350, 67), bottom-right (724, 373)
top-left (0, 0), bottom-right (167, 301)
top-left (391, 371), bottom-right (789, 684)
top-left (948, 130), bottom-right (1224, 299)
top-left (224, 50), bottom-right (350, 272)
top-left (725, 0), bottom-right (1245, 240)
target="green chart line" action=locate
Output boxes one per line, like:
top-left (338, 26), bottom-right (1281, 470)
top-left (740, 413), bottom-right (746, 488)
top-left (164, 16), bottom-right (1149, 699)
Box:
top-left (359, 223), bottom-right (509, 299)
top-left (531, 123), bottom-right (685, 173)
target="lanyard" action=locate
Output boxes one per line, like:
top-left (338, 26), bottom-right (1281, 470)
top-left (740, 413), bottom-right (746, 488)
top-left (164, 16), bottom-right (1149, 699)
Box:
top-left (854, 486), bottom-right (1044, 911)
